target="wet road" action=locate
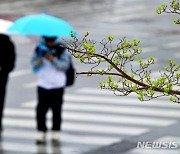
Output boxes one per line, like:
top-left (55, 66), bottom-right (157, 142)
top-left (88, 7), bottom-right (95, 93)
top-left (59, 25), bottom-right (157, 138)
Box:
top-left (0, 0), bottom-right (180, 154)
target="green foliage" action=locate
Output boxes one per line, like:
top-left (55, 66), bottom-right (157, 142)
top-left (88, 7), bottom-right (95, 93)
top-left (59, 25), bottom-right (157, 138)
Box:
top-left (64, 33), bottom-right (180, 103)
top-left (156, 0), bottom-right (180, 24)
top-left (173, 19), bottom-right (180, 24)
top-left (82, 43), bottom-right (95, 54)
top-left (171, 0), bottom-right (179, 10)
top-left (108, 35), bottom-right (114, 41)
top-left (156, 3), bottom-right (167, 14)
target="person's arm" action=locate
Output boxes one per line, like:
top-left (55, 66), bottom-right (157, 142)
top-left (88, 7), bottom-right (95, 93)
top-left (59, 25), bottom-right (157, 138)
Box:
top-left (31, 47), bottom-right (42, 73)
top-left (7, 41), bottom-right (16, 72)
top-left (52, 50), bottom-right (70, 71)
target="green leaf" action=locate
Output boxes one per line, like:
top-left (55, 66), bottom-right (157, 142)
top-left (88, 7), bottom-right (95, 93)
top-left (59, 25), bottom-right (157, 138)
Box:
top-left (156, 7), bottom-right (162, 14)
top-left (109, 65), bottom-right (113, 69)
top-left (115, 59), bottom-right (120, 65)
top-left (108, 75), bottom-right (112, 81)
top-left (101, 69), bottom-right (105, 73)
top-left (80, 57), bottom-right (85, 62)
top-left (109, 82), bottom-right (114, 88)
top-left (83, 43), bottom-right (89, 49)
top-left (164, 87), bottom-right (170, 93)
top-left (85, 32), bottom-right (90, 36)
top-left (164, 66), bottom-right (169, 71)
top-left (173, 19), bottom-right (180, 24)
top-left (108, 35), bottom-right (114, 41)
top-left (170, 96), bottom-right (177, 102)
top-left (98, 57), bottom-right (102, 63)
top-left (176, 73), bottom-right (180, 78)
top-left (138, 60), bottom-right (143, 66)
top-left (124, 54), bottom-right (130, 58)
top-left (133, 39), bottom-right (140, 46)
top-left (130, 73), bottom-right (135, 78)
top-left (172, 0), bottom-right (179, 10)
top-left (138, 95), bottom-right (143, 101)
top-left (99, 82), bottom-right (103, 88)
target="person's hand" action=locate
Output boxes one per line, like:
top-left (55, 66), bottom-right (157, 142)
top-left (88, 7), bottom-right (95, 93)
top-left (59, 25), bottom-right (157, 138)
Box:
top-left (44, 54), bottom-right (54, 62)
top-left (36, 59), bottom-right (42, 65)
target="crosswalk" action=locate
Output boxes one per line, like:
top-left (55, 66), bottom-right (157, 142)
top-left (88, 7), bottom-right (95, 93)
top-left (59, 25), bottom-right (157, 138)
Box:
top-left (2, 74), bottom-right (180, 154)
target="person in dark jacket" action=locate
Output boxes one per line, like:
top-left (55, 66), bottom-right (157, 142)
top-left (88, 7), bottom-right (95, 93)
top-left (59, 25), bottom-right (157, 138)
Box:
top-left (0, 34), bottom-right (16, 131)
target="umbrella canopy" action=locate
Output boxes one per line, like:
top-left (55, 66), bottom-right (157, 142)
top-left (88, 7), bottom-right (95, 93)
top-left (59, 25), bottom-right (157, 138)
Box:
top-left (8, 14), bottom-right (76, 37)
top-left (0, 19), bottom-right (13, 34)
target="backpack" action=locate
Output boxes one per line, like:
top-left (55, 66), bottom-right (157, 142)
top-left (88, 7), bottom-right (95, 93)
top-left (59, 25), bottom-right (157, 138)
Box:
top-left (54, 43), bottom-right (75, 87)
top-left (55, 45), bottom-right (75, 87)
top-left (66, 54), bottom-right (75, 87)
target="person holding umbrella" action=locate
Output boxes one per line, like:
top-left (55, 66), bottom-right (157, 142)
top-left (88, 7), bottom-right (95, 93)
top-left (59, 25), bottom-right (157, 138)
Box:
top-left (32, 36), bottom-right (70, 144)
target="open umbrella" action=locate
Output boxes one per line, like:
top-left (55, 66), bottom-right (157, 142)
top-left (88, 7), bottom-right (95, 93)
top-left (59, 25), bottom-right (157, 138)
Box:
top-left (0, 19), bottom-right (13, 34)
top-left (8, 14), bottom-right (76, 37)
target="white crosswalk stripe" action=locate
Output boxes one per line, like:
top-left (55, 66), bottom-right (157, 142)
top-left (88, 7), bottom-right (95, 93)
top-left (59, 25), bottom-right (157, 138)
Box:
top-left (76, 88), bottom-right (180, 107)
top-left (5, 108), bottom-right (175, 127)
top-left (0, 141), bottom-right (74, 154)
top-left (22, 94), bottom-right (180, 109)
top-left (3, 117), bottom-right (148, 136)
top-left (2, 129), bottom-right (120, 146)
top-left (23, 81), bottom-right (37, 88)
top-left (10, 69), bottom-right (31, 78)
top-left (63, 100), bottom-right (180, 118)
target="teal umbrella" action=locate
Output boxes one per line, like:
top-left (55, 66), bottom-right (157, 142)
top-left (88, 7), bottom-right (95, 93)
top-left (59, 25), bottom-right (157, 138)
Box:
top-left (8, 14), bottom-right (76, 37)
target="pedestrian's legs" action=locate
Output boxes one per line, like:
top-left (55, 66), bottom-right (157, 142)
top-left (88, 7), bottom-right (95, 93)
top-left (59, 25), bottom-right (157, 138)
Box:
top-left (36, 87), bottom-right (49, 132)
top-left (0, 74), bottom-right (8, 130)
top-left (50, 88), bottom-right (64, 131)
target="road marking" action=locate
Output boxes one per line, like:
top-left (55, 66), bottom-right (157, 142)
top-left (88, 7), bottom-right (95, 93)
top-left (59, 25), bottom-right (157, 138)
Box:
top-left (21, 97), bottom-right (180, 119)
top-left (63, 111), bottom-right (176, 127)
top-left (10, 69), bottom-right (31, 78)
top-left (21, 100), bottom-right (36, 107)
top-left (64, 94), bottom-right (180, 108)
top-left (21, 96), bottom-right (180, 120)
top-left (22, 93), bottom-right (180, 109)
top-left (2, 129), bottom-right (120, 146)
top-left (0, 141), bottom-right (70, 154)
top-left (63, 123), bottom-right (148, 136)
top-left (24, 82), bottom-right (37, 88)
top-left (4, 108), bottom-right (176, 127)
top-left (3, 117), bottom-right (148, 136)
top-left (63, 102), bottom-right (180, 118)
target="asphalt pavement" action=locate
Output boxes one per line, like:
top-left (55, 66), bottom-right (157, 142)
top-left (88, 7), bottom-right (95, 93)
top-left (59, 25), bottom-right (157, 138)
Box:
top-left (0, 0), bottom-right (180, 154)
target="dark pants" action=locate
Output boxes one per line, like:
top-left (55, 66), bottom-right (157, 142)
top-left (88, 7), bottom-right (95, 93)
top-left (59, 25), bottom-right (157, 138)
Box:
top-left (0, 74), bottom-right (8, 130)
top-left (36, 87), bottom-right (64, 132)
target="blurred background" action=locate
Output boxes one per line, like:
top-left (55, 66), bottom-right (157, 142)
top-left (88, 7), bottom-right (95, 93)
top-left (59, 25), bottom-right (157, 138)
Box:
top-left (0, 0), bottom-right (180, 154)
